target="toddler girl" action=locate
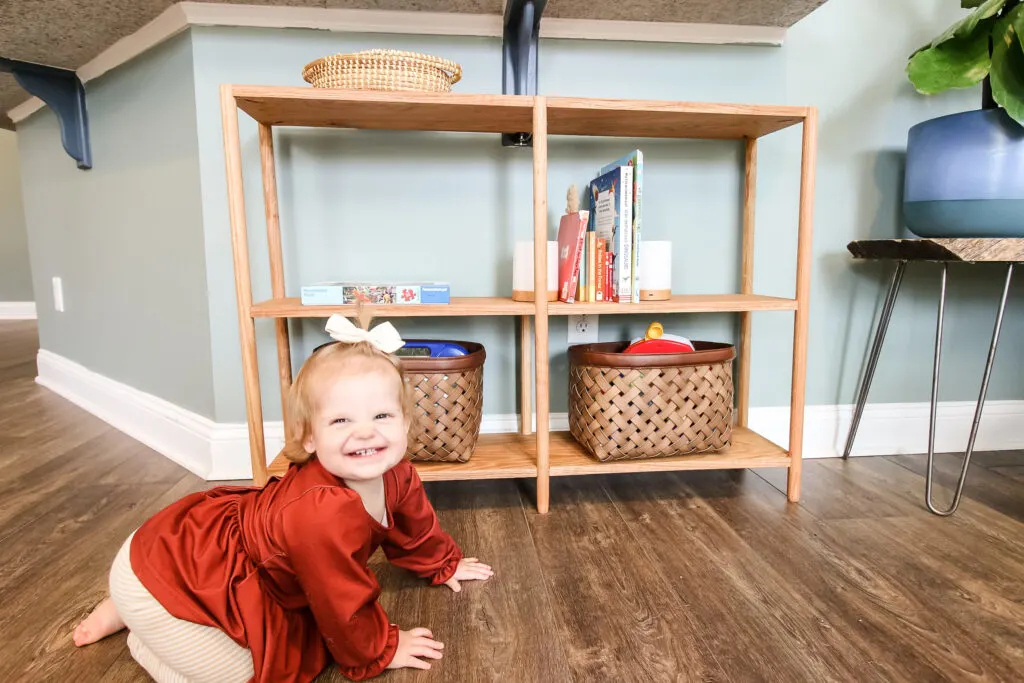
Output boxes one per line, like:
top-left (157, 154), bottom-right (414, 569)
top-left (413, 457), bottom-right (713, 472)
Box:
top-left (73, 314), bottom-right (493, 682)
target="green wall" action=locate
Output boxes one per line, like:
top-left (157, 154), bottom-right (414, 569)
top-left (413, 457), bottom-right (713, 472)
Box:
top-left (14, 0), bottom-right (1024, 429)
top-left (0, 130), bottom-right (33, 302)
top-left (17, 34), bottom-right (217, 417)
top-left (190, 0), bottom-right (1024, 424)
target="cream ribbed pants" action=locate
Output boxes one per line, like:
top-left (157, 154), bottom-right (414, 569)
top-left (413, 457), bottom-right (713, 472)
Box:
top-left (108, 532), bottom-right (255, 683)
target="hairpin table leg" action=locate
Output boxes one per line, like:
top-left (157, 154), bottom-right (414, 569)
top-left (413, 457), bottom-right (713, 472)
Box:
top-left (925, 262), bottom-right (1014, 516)
top-left (843, 260), bottom-right (906, 459)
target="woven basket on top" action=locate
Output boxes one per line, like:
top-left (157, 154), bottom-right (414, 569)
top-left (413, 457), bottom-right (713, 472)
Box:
top-left (302, 49), bottom-right (463, 93)
top-left (401, 341), bottom-right (485, 463)
top-left (568, 341), bottom-right (735, 461)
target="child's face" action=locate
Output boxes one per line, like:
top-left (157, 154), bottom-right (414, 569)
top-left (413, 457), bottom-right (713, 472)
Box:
top-left (303, 366), bottom-right (409, 482)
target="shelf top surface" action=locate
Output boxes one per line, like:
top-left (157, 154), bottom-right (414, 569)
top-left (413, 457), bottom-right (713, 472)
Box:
top-left (231, 86), bottom-right (536, 133)
top-left (250, 294), bottom-right (796, 319)
top-left (228, 86), bottom-right (809, 139)
top-left (545, 97), bottom-right (807, 139)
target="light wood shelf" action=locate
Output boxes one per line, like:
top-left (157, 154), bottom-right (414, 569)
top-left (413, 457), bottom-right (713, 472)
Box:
top-left (548, 293), bottom-right (797, 315)
top-left (548, 429), bottom-right (790, 475)
top-left (267, 428), bottom-right (787, 481)
top-left (545, 97), bottom-right (807, 139)
top-left (252, 296), bottom-right (535, 318)
top-left (234, 87), bottom-right (535, 132)
top-left (219, 85), bottom-right (817, 513)
top-left (268, 433), bottom-right (539, 481)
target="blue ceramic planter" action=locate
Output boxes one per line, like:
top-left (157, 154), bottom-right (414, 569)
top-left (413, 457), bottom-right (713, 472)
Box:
top-left (903, 108), bottom-right (1024, 238)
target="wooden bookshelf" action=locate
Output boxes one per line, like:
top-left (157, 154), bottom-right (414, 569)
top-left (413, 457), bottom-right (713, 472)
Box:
top-left (233, 87), bottom-right (535, 132)
top-left (266, 429), bottom-right (787, 480)
top-left (545, 97), bottom-right (808, 139)
top-left (220, 85), bottom-right (817, 513)
top-left (548, 294), bottom-right (797, 315)
top-left (268, 433), bottom-right (539, 481)
top-left (548, 429), bottom-right (790, 475)
top-left (252, 296), bottom-right (534, 318)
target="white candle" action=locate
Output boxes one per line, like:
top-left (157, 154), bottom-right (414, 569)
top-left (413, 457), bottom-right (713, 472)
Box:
top-left (639, 240), bottom-right (672, 301)
top-left (512, 240), bottom-right (558, 302)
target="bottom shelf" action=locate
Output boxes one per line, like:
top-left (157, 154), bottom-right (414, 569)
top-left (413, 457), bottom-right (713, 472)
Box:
top-left (265, 427), bottom-right (789, 482)
top-left (548, 428), bottom-right (790, 476)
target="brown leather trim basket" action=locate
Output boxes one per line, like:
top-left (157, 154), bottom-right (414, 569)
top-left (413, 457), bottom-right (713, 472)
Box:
top-left (568, 341), bottom-right (735, 461)
top-left (400, 341), bottom-right (485, 463)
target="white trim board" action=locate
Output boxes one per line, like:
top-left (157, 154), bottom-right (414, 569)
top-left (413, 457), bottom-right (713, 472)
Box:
top-left (0, 302), bottom-right (37, 320)
top-left (746, 402), bottom-right (1024, 458)
top-left (7, 2), bottom-right (785, 123)
top-left (32, 349), bottom-right (1024, 481)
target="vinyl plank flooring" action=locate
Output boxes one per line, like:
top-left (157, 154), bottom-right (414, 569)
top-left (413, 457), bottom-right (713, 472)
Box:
top-left (525, 476), bottom-right (728, 683)
top-left (722, 467), bottom-right (1023, 682)
top-left (316, 480), bottom-right (571, 682)
top-left (887, 452), bottom-right (1024, 522)
top-left (0, 475), bottom-right (205, 682)
top-left (3, 321), bottom-right (1023, 682)
top-left (603, 470), bottom-right (867, 682)
top-left (990, 465), bottom-right (1024, 484)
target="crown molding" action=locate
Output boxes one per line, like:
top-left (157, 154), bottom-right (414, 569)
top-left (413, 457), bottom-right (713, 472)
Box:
top-left (8, 1), bottom-right (785, 124)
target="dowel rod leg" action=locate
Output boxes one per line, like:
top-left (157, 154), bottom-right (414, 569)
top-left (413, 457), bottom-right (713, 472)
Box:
top-left (737, 137), bottom-right (757, 428)
top-left (221, 85), bottom-right (268, 486)
top-left (258, 124), bottom-right (293, 437)
top-left (788, 109), bottom-right (817, 502)
top-left (533, 98), bottom-right (550, 514)
top-left (520, 315), bottom-right (532, 436)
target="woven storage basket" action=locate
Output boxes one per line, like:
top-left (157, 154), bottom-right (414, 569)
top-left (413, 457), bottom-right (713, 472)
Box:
top-left (400, 341), bottom-right (485, 463)
top-left (302, 49), bottom-right (462, 93)
top-left (568, 341), bottom-right (735, 461)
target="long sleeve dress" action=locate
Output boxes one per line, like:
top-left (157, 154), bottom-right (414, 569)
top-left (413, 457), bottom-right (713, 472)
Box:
top-left (128, 456), bottom-right (463, 683)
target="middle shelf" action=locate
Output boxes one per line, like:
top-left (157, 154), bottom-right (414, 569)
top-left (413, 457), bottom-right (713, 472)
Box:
top-left (250, 293), bottom-right (798, 319)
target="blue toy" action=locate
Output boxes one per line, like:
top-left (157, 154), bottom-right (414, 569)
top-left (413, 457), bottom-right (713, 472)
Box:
top-left (396, 341), bottom-right (468, 358)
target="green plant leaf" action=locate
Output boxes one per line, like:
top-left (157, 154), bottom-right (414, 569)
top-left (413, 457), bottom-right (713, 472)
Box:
top-left (911, 0), bottom-right (1006, 57)
top-left (962, 0), bottom-right (987, 7)
top-left (990, 5), bottom-right (1024, 124)
top-left (907, 17), bottom-right (996, 93)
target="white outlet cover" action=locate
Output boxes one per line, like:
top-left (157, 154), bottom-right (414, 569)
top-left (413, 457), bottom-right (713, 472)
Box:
top-left (568, 314), bottom-right (599, 344)
top-left (52, 276), bottom-right (64, 312)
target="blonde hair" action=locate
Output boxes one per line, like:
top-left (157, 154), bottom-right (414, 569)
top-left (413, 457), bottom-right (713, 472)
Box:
top-left (280, 338), bottom-right (416, 465)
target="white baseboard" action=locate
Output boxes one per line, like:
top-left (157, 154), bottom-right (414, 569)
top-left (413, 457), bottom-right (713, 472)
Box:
top-left (746, 401), bottom-right (1024, 458)
top-left (0, 302), bottom-right (37, 320)
top-left (32, 350), bottom-right (1024, 480)
top-left (36, 349), bottom-right (218, 478)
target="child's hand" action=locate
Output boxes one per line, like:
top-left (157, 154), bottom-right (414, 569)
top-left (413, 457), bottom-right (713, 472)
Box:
top-left (387, 628), bottom-right (444, 671)
top-left (443, 557), bottom-right (494, 593)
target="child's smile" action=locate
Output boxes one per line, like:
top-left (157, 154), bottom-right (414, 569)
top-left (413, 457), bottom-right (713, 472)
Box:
top-left (304, 365), bottom-right (409, 482)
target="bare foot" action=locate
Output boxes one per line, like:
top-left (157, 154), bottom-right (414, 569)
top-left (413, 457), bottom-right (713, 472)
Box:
top-left (73, 597), bottom-right (126, 646)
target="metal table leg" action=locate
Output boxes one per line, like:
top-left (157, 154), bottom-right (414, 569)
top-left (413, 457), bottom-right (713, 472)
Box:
top-left (843, 260), bottom-right (907, 459)
top-left (925, 263), bottom-right (1015, 516)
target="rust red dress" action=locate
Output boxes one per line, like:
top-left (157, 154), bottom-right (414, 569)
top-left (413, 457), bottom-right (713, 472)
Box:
top-left (128, 457), bottom-right (462, 682)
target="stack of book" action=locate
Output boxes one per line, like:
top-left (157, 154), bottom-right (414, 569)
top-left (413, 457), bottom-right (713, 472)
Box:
top-left (557, 150), bottom-right (643, 304)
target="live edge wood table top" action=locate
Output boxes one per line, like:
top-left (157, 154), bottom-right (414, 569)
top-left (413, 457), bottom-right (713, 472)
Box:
top-left (847, 238), bottom-right (1024, 263)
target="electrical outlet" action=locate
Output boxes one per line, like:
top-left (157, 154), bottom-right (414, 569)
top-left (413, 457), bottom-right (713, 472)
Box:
top-left (568, 314), bottom-right (598, 344)
top-left (52, 276), bottom-right (64, 312)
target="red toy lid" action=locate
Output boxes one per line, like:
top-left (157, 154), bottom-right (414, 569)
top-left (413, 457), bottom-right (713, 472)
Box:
top-left (622, 337), bottom-right (695, 354)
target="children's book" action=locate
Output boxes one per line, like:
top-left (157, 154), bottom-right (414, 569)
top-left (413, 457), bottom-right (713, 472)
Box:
top-left (590, 164), bottom-right (633, 302)
top-left (556, 210), bottom-right (589, 303)
top-left (599, 150), bottom-right (643, 303)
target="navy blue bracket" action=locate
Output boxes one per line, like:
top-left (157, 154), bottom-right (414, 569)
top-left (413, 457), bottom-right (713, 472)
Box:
top-left (502, 0), bottom-right (547, 147)
top-left (0, 57), bottom-right (92, 169)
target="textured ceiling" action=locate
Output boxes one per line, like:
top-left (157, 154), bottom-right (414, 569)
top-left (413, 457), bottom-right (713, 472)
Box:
top-left (0, 0), bottom-right (827, 129)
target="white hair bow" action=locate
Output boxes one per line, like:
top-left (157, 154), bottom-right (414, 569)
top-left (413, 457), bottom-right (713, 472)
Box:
top-left (324, 314), bottom-right (405, 354)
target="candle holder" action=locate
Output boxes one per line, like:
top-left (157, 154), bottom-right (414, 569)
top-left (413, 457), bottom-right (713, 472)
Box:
top-left (639, 240), bottom-right (672, 301)
top-left (512, 240), bottom-right (558, 302)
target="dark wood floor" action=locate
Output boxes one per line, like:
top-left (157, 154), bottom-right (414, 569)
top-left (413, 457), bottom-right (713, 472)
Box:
top-left (2, 320), bottom-right (1022, 682)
